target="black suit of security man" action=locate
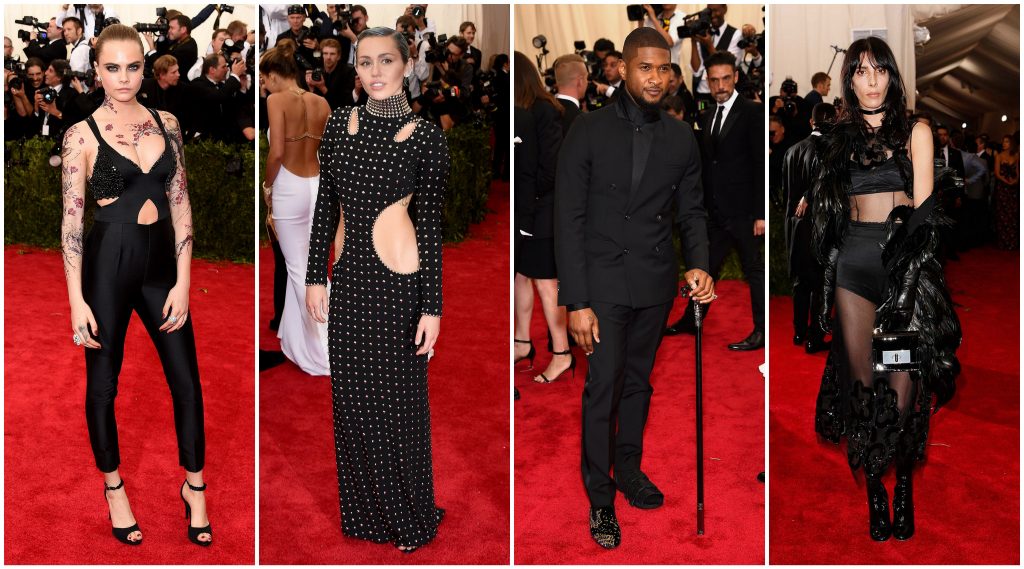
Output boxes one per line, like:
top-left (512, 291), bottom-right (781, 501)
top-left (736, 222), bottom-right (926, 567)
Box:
top-left (670, 91), bottom-right (765, 344)
top-left (555, 90), bottom-right (709, 508)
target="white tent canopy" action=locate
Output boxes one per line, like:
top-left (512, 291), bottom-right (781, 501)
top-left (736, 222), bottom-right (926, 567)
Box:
top-left (913, 4), bottom-right (1019, 137)
top-left (770, 4), bottom-right (1019, 139)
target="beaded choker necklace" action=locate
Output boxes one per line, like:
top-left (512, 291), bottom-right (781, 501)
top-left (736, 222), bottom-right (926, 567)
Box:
top-left (366, 92), bottom-right (412, 118)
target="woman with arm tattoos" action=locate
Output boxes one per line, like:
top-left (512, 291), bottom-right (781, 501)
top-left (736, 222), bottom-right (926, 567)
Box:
top-left (60, 23), bottom-right (211, 547)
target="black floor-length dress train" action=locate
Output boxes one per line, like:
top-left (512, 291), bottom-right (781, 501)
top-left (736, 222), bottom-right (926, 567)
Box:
top-left (305, 92), bottom-right (451, 548)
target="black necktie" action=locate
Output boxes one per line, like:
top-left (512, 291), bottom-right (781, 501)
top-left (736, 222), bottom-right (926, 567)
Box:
top-left (711, 104), bottom-right (724, 139)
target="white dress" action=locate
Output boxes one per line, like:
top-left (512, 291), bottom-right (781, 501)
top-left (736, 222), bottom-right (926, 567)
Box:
top-left (271, 140), bottom-right (330, 376)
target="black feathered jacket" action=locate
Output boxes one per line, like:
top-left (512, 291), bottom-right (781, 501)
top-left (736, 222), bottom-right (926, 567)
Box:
top-left (811, 123), bottom-right (962, 413)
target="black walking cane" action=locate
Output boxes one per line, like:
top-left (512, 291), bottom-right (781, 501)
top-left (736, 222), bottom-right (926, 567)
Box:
top-left (681, 284), bottom-right (705, 535)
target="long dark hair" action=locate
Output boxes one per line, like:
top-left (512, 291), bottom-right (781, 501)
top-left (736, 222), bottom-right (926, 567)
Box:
top-left (513, 50), bottom-right (561, 114)
top-left (838, 36), bottom-right (910, 147)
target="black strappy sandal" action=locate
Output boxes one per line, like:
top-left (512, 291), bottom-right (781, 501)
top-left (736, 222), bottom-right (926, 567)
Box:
top-left (180, 480), bottom-right (213, 546)
top-left (534, 349), bottom-right (577, 383)
top-left (104, 479), bottom-right (142, 546)
top-left (514, 338), bottom-right (536, 368)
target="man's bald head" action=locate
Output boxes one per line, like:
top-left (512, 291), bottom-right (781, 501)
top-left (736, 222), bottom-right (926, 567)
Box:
top-left (622, 26), bottom-right (669, 64)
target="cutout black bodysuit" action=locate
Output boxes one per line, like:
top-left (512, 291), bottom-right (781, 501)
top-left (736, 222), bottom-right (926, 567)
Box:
top-left (80, 108), bottom-right (204, 473)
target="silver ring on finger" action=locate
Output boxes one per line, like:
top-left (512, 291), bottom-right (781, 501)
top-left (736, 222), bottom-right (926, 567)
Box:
top-left (73, 334), bottom-right (82, 346)
top-left (712, 294), bottom-right (719, 300)
top-left (168, 315), bottom-right (178, 324)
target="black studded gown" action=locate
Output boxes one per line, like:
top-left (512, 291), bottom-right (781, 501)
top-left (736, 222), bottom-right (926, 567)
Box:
top-left (305, 93), bottom-right (450, 547)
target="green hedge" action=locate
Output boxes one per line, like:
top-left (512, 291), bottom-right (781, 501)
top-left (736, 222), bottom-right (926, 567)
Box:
top-left (4, 137), bottom-right (255, 263)
top-left (258, 121), bottom-right (493, 245)
top-left (768, 200), bottom-right (790, 295)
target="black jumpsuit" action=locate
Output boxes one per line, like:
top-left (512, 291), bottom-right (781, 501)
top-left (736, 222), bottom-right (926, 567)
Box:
top-left (305, 93), bottom-right (450, 547)
top-left (81, 108), bottom-right (204, 473)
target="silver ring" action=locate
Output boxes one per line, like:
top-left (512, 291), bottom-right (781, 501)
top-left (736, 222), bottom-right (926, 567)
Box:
top-left (168, 315), bottom-right (178, 324)
top-left (712, 294), bottom-right (719, 300)
top-left (73, 334), bottom-right (82, 346)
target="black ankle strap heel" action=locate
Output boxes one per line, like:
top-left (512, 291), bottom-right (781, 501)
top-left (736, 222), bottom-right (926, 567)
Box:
top-left (104, 479), bottom-right (142, 546)
top-left (181, 480), bottom-right (213, 547)
top-left (514, 338), bottom-right (536, 369)
top-left (535, 349), bottom-right (577, 383)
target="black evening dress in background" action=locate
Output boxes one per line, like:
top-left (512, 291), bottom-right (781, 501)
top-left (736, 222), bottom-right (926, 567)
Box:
top-left (305, 92), bottom-right (450, 548)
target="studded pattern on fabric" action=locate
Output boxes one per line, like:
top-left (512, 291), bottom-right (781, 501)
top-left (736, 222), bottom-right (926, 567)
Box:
top-left (304, 92), bottom-right (451, 548)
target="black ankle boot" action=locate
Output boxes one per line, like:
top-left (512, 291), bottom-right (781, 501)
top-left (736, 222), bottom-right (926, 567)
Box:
top-left (866, 474), bottom-right (892, 541)
top-left (892, 460), bottom-right (915, 540)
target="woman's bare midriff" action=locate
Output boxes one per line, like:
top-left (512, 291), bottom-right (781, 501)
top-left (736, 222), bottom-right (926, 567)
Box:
top-left (372, 194), bottom-right (419, 273)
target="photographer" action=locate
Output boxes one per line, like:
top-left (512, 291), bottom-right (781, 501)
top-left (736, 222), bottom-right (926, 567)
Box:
top-left (769, 77), bottom-right (807, 141)
top-left (138, 54), bottom-right (184, 117)
top-left (688, 5), bottom-right (752, 106)
top-left (226, 19), bottom-right (251, 63)
top-left (276, 5), bottom-right (320, 66)
top-left (61, 17), bottom-right (91, 73)
top-left (460, 21), bottom-right (482, 72)
top-left (4, 36), bottom-right (13, 58)
top-left (305, 38), bottom-right (354, 110)
top-left (31, 58), bottom-right (75, 138)
top-left (405, 4), bottom-right (435, 43)
top-left (592, 50), bottom-right (623, 101)
top-left (143, 14), bottom-right (199, 83)
top-left (429, 35), bottom-right (474, 130)
top-left (186, 52), bottom-right (247, 142)
top-left (338, 5), bottom-right (369, 65)
top-left (21, 18), bottom-right (67, 68)
top-left (190, 28), bottom-right (231, 81)
top-left (395, 15), bottom-right (429, 109)
top-left (639, 4), bottom-right (685, 64)
top-left (736, 23), bottom-right (764, 100)
top-left (56, 4), bottom-right (119, 39)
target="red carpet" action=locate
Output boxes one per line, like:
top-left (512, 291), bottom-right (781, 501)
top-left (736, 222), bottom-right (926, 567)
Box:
top-left (3, 246), bottom-right (255, 564)
top-left (258, 182), bottom-right (511, 564)
top-left (768, 246), bottom-right (1020, 564)
top-left (514, 280), bottom-right (765, 564)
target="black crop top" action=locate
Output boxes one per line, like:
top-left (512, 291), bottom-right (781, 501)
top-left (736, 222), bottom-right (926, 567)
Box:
top-left (848, 153), bottom-right (911, 196)
top-left (86, 108), bottom-right (175, 224)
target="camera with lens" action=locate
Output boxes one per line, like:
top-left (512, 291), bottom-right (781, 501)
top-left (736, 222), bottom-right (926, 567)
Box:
top-left (15, 16), bottom-right (49, 44)
top-left (423, 33), bottom-right (449, 64)
top-left (220, 4), bottom-right (235, 14)
top-left (95, 16), bottom-right (120, 37)
top-left (135, 8), bottom-right (170, 35)
top-left (39, 86), bottom-right (58, 104)
top-left (411, 5), bottom-right (426, 19)
top-left (63, 67), bottom-right (96, 89)
top-left (311, 68), bottom-right (323, 82)
top-left (737, 32), bottom-right (763, 50)
top-left (294, 52), bottom-right (314, 73)
top-left (6, 58), bottom-right (26, 91)
top-left (626, 5), bottom-right (663, 22)
top-left (221, 38), bottom-right (244, 57)
top-left (676, 8), bottom-right (713, 39)
top-left (779, 77), bottom-right (800, 116)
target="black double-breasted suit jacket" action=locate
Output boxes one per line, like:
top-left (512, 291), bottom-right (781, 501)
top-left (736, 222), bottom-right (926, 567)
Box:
top-left (555, 93), bottom-right (710, 309)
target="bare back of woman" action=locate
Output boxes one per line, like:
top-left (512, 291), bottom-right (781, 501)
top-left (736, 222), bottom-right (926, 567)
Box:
top-left (271, 89), bottom-right (332, 177)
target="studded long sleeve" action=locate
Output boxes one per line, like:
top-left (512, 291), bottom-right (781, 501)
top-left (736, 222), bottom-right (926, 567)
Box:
top-left (414, 123), bottom-right (449, 317)
top-left (305, 108), bottom-right (343, 286)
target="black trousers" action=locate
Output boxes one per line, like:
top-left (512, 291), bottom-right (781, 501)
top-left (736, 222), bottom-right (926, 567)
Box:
top-left (682, 214), bottom-right (765, 330)
top-left (82, 218), bottom-right (205, 473)
top-left (581, 301), bottom-right (672, 506)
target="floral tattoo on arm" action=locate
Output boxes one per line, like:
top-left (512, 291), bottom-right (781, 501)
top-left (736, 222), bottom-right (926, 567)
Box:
top-left (163, 113), bottom-right (194, 258)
